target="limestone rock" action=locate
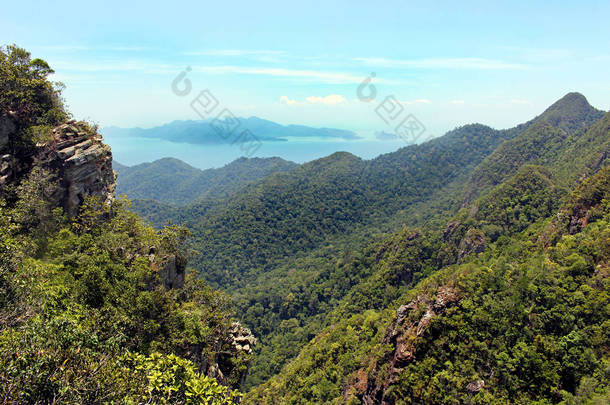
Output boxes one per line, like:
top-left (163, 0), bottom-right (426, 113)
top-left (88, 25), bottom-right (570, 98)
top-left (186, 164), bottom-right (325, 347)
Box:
top-left (230, 322), bottom-right (257, 355)
top-left (443, 220), bottom-right (461, 242)
top-left (157, 254), bottom-right (186, 289)
top-left (35, 121), bottom-right (116, 217)
top-left (466, 379), bottom-right (485, 393)
top-left (345, 286), bottom-right (461, 404)
top-left (0, 154), bottom-right (15, 186)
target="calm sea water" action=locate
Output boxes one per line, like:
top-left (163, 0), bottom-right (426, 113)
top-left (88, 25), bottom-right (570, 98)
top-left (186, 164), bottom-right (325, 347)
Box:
top-left (105, 135), bottom-right (408, 169)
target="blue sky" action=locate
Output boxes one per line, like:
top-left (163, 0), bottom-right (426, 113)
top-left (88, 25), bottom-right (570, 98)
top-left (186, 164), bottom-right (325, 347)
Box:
top-left (2, 0), bottom-right (609, 137)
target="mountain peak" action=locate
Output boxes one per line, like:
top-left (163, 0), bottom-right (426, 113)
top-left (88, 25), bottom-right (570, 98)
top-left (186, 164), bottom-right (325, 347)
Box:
top-left (537, 92), bottom-right (603, 132)
top-left (546, 92), bottom-right (590, 111)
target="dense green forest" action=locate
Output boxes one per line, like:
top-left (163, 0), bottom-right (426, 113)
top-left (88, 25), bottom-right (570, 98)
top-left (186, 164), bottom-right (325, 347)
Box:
top-left (115, 157), bottom-right (297, 206)
top-left (247, 165), bottom-right (610, 404)
top-left (125, 91), bottom-right (608, 389)
top-left (2, 44), bottom-right (609, 404)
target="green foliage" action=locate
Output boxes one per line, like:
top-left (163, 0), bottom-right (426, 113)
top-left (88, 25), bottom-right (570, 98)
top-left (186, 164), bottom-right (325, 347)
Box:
top-left (248, 167), bottom-right (610, 404)
top-left (157, 101), bottom-right (608, 388)
top-left (465, 94), bottom-right (605, 202)
top-left (246, 310), bottom-right (388, 405)
top-left (0, 192), bottom-right (244, 403)
top-left (0, 44), bottom-right (68, 146)
top-left (140, 123), bottom-right (518, 386)
top-left (4, 48), bottom-right (610, 404)
top-left (116, 156), bottom-right (298, 206)
top-left (119, 352), bottom-right (239, 404)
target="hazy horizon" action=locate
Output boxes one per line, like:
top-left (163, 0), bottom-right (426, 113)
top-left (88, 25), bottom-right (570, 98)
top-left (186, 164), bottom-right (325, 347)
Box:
top-left (3, 1), bottom-right (610, 138)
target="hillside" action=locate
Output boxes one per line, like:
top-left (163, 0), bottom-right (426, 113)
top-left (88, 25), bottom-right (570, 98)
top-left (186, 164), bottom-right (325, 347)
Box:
top-left (246, 165), bottom-right (610, 404)
top-left (3, 44), bottom-right (610, 405)
top-left (464, 92), bottom-right (605, 201)
top-left (239, 102), bottom-right (609, 401)
top-left (132, 93), bottom-right (607, 388)
top-left (182, 124), bottom-right (512, 289)
top-left (115, 156), bottom-right (297, 205)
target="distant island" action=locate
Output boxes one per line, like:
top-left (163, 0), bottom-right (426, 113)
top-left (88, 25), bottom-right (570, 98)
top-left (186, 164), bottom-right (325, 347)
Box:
top-left (102, 116), bottom-right (360, 145)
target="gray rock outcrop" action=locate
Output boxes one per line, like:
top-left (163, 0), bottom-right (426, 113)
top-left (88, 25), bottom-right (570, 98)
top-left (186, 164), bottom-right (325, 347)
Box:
top-left (0, 119), bottom-right (115, 217)
top-left (35, 121), bottom-right (116, 217)
top-left (0, 114), bottom-right (14, 151)
top-left (157, 254), bottom-right (186, 289)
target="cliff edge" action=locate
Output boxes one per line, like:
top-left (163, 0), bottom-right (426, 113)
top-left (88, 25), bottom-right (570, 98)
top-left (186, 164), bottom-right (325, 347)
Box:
top-left (0, 116), bottom-right (115, 217)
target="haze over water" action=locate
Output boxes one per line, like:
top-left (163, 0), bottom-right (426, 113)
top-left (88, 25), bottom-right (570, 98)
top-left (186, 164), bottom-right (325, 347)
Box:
top-left (105, 134), bottom-right (408, 169)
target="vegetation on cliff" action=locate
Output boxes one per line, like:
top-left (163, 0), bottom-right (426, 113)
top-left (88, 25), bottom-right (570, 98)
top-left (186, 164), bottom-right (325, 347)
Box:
top-left (0, 46), bottom-right (247, 404)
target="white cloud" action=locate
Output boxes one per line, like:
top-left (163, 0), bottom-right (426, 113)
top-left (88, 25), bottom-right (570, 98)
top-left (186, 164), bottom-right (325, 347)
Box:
top-left (500, 46), bottom-right (573, 60)
top-left (50, 60), bottom-right (177, 74)
top-left (305, 94), bottom-right (347, 105)
top-left (280, 96), bottom-right (300, 105)
top-left (280, 94), bottom-right (347, 106)
top-left (450, 99), bottom-right (465, 104)
top-left (354, 57), bottom-right (527, 70)
top-left (39, 45), bottom-right (148, 52)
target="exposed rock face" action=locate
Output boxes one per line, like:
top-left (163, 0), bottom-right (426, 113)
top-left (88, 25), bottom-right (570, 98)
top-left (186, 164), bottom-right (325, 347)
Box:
top-left (443, 220), bottom-right (461, 242)
top-left (457, 227), bottom-right (486, 262)
top-left (439, 221), bottom-right (487, 265)
top-left (0, 114), bottom-right (14, 151)
top-left (0, 119), bottom-right (115, 217)
top-left (0, 153), bottom-right (16, 186)
top-left (0, 115), bottom-right (16, 185)
top-left (157, 254), bottom-right (186, 289)
top-left (466, 379), bottom-right (485, 393)
top-left (230, 322), bottom-right (257, 355)
top-left (35, 121), bottom-right (116, 217)
top-left (229, 322), bottom-right (257, 387)
top-left (344, 286), bottom-right (461, 405)
top-left (203, 322), bottom-right (257, 388)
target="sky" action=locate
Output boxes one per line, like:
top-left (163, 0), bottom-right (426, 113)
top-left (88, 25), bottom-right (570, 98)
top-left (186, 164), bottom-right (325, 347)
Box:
top-left (2, 0), bottom-right (610, 138)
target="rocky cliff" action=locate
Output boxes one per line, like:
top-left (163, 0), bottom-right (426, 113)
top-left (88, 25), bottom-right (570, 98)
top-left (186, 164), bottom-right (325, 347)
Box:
top-left (0, 118), bottom-right (115, 217)
top-left (344, 286), bottom-right (462, 404)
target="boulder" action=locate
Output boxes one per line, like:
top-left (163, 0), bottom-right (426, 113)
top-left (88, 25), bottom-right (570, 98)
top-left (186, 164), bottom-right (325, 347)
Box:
top-left (466, 379), bottom-right (485, 393)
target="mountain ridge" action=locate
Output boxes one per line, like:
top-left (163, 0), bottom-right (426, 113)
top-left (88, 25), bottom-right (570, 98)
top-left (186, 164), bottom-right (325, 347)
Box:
top-left (115, 156), bottom-right (298, 205)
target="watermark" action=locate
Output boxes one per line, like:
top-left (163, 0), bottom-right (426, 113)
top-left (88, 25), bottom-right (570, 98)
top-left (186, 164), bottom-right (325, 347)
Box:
top-left (357, 73), bottom-right (429, 145)
top-left (171, 67), bottom-right (262, 157)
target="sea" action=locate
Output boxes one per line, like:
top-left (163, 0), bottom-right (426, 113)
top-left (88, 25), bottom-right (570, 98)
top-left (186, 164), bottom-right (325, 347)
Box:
top-left (104, 135), bottom-right (410, 169)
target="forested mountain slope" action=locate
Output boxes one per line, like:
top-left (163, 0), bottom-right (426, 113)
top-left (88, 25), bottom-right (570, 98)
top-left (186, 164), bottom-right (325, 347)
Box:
top-left (127, 94), bottom-right (605, 389)
top-left (5, 43), bottom-right (610, 405)
top-left (135, 93), bottom-right (607, 389)
top-left (184, 124), bottom-right (512, 289)
top-left (115, 156), bottom-right (297, 205)
top-left (464, 92), bottom-right (605, 202)
top-left (247, 153), bottom-right (610, 405)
